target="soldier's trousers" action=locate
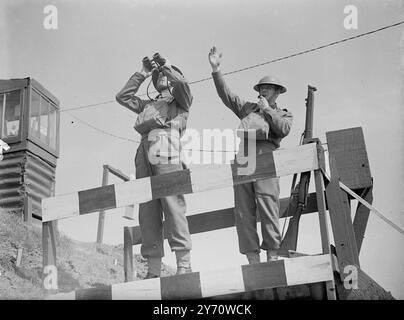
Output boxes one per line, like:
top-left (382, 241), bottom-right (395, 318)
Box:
top-left (234, 140), bottom-right (282, 254)
top-left (135, 139), bottom-right (192, 259)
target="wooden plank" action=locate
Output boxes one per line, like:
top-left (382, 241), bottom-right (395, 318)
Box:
top-left (96, 166), bottom-right (109, 244)
top-left (42, 193), bottom-right (80, 221)
top-left (207, 283), bottom-right (325, 300)
top-left (78, 185), bottom-right (116, 214)
top-left (126, 192), bottom-right (323, 247)
top-left (190, 164), bottom-right (234, 194)
top-left (123, 205), bottom-right (135, 220)
top-left (272, 142), bottom-right (318, 177)
top-left (326, 127), bottom-right (372, 190)
top-left (42, 143), bottom-right (319, 222)
top-left (242, 260), bottom-right (287, 291)
top-left (151, 169), bottom-right (193, 198)
top-left (42, 221), bottom-right (58, 294)
top-left (353, 186), bottom-right (373, 253)
top-left (329, 158), bottom-right (360, 267)
top-left (161, 273), bottom-right (202, 300)
top-left (16, 248), bottom-right (23, 267)
top-left (199, 266), bottom-right (245, 297)
top-left (105, 164), bottom-right (130, 181)
top-left (76, 286), bottom-right (112, 300)
top-left (314, 169), bottom-right (337, 300)
top-left (314, 171), bottom-right (331, 255)
top-left (325, 156), bottom-right (360, 279)
top-left (112, 277), bottom-right (161, 300)
top-left (114, 177), bottom-right (153, 208)
top-left (284, 255), bottom-right (333, 286)
top-left (341, 181), bottom-right (403, 236)
top-left (50, 254), bottom-right (333, 300)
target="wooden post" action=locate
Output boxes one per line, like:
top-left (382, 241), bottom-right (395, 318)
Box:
top-left (42, 181), bottom-right (58, 294)
top-left (105, 165), bottom-right (130, 182)
top-left (314, 169), bottom-right (336, 300)
top-left (123, 226), bottom-right (134, 282)
top-left (325, 156), bottom-right (360, 281)
top-left (329, 156), bottom-right (360, 267)
top-left (42, 221), bottom-right (58, 293)
top-left (23, 196), bottom-right (32, 222)
top-left (96, 165), bottom-right (109, 244)
top-left (352, 186), bottom-right (373, 253)
top-left (16, 248), bottom-right (23, 267)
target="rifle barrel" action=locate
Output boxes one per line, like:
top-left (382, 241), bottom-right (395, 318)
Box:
top-left (304, 85), bottom-right (317, 140)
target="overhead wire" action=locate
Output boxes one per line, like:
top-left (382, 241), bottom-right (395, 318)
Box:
top-left (60, 20), bottom-right (404, 150)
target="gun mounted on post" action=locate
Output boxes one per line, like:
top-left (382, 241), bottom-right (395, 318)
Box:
top-left (279, 85), bottom-right (317, 254)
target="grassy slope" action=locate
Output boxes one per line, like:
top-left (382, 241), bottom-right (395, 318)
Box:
top-left (0, 210), bottom-right (175, 299)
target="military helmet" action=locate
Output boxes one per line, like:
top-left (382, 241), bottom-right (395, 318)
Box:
top-left (253, 75), bottom-right (287, 94)
top-left (152, 65), bottom-right (183, 92)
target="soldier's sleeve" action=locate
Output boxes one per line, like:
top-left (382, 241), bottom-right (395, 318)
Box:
top-left (116, 72), bottom-right (152, 114)
top-left (262, 108), bottom-right (293, 138)
top-left (163, 66), bottom-right (193, 111)
top-left (211, 71), bottom-right (248, 119)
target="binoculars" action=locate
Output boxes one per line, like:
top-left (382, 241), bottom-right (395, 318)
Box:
top-left (142, 53), bottom-right (166, 72)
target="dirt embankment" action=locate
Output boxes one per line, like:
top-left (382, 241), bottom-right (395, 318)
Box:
top-left (0, 210), bottom-right (174, 299)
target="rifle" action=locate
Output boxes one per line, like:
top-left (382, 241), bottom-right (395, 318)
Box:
top-left (279, 85), bottom-right (317, 253)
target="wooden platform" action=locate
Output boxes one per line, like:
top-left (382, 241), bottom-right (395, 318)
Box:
top-left (48, 254), bottom-right (334, 300)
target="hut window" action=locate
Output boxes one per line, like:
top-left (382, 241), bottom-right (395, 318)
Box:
top-left (49, 104), bottom-right (57, 150)
top-left (30, 89), bottom-right (57, 151)
top-left (30, 90), bottom-right (41, 139)
top-left (0, 90), bottom-right (22, 139)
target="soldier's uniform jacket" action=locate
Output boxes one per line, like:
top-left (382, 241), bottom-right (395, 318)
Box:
top-left (212, 70), bottom-right (293, 148)
top-left (116, 67), bottom-right (192, 159)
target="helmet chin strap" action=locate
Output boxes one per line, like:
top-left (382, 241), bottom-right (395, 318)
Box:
top-left (159, 87), bottom-right (172, 98)
top-left (156, 68), bottom-right (173, 98)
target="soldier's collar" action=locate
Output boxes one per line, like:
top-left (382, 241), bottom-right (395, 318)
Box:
top-left (156, 95), bottom-right (174, 103)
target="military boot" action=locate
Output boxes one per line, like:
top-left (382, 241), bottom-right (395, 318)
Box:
top-left (267, 250), bottom-right (279, 262)
top-left (246, 251), bottom-right (261, 264)
top-left (175, 250), bottom-right (192, 275)
top-left (144, 256), bottom-right (162, 279)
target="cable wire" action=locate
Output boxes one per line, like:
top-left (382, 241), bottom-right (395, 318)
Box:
top-left (66, 111), bottom-right (139, 143)
top-left (60, 20), bottom-right (404, 147)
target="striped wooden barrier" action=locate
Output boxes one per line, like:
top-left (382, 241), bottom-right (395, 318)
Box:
top-left (41, 142), bottom-right (321, 295)
top-left (125, 192), bottom-right (321, 246)
top-left (123, 192), bottom-right (331, 282)
top-left (41, 143), bottom-right (319, 222)
top-left (48, 254), bottom-right (333, 300)
top-left (40, 126), bottom-right (381, 300)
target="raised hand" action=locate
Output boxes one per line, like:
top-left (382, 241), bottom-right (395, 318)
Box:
top-left (257, 96), bottom-right (270, 110)
top-left (140, 59), bottom-right (157, 78)
top-left (208, 46), bottom-right (222, 72)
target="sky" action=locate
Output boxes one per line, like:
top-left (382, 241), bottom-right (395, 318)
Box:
top-left (1, 0), bottom-right (403, 298)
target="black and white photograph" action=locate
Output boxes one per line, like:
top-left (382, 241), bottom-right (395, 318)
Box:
top-left (0, 0), bottom-right (403, 308)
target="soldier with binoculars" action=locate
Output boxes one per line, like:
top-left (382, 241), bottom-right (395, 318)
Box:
top-left (116, 53), bottom-right (193, 278)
